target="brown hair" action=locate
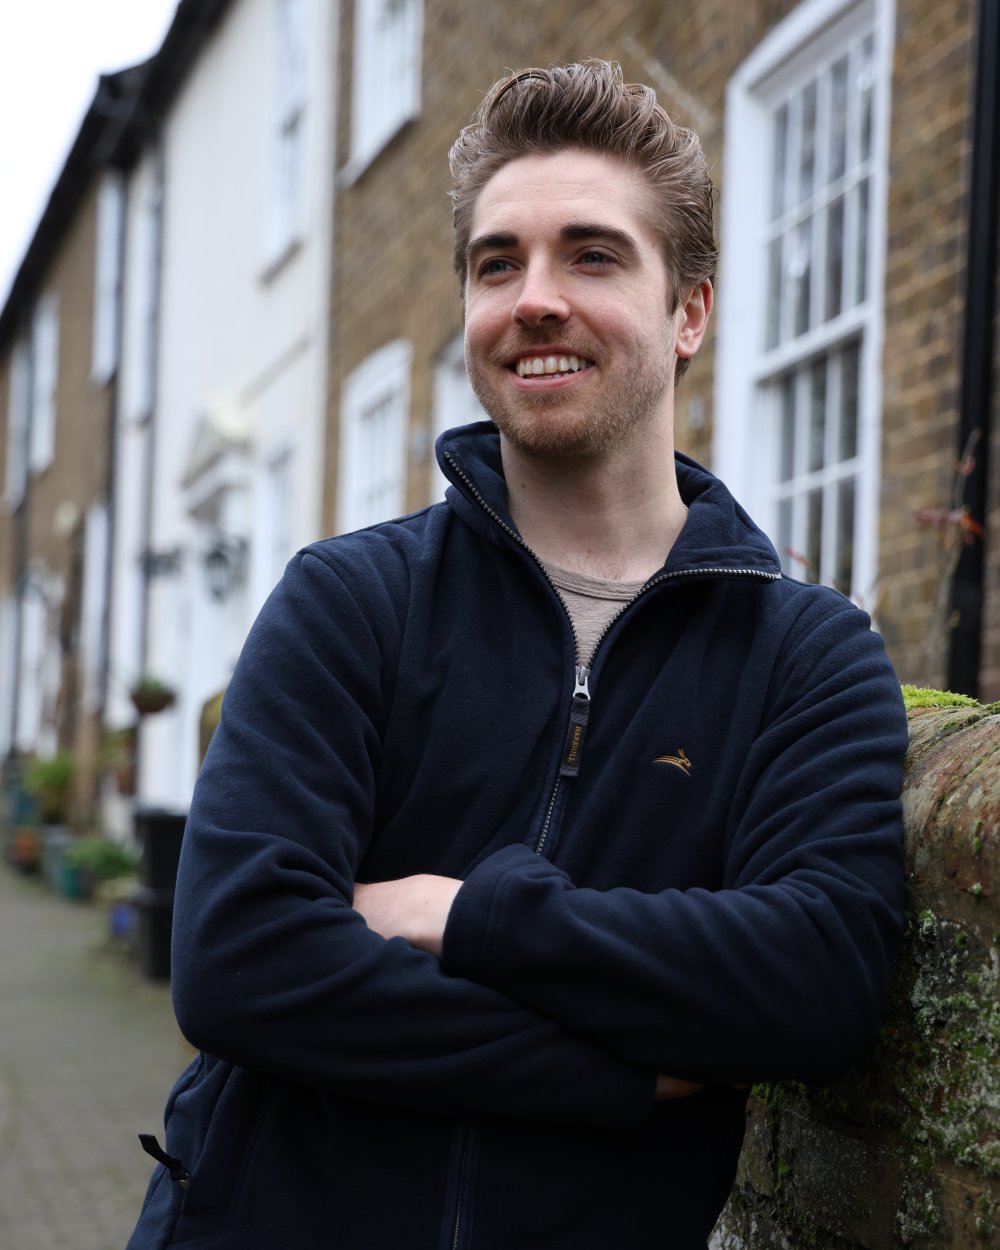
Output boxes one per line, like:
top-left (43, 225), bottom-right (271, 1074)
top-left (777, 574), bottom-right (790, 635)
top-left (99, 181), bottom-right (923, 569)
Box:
top-left (449, 59), bottom-right (717, 375)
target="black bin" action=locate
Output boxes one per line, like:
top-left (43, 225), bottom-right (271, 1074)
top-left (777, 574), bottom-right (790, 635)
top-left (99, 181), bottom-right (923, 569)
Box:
top-left (133, 808), bottom-right (187, 980)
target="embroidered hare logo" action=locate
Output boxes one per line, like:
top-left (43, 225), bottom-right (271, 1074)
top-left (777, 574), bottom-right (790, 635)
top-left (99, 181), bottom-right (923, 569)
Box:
top-left (652, 747), bottom-right (693, 776)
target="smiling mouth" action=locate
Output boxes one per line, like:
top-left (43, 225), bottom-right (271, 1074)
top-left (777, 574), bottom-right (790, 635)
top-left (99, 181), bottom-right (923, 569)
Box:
top-left (514, 354), bottom-right (595, 379)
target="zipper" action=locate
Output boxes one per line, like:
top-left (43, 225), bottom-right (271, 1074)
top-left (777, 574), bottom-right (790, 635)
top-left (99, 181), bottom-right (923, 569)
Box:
top-left (448, 1118), bottom-right (475, 1250)
top-left (444, 453), bottom-right (781, 859)
top-left (534, 665), bottom-right (590, 854)
top-left (450, 1140), bottom-right (468, 1250)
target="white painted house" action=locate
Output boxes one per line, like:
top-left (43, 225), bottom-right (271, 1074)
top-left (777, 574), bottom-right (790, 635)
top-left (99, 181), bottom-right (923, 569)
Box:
top-left (106, 0), bottom-right (338, 820)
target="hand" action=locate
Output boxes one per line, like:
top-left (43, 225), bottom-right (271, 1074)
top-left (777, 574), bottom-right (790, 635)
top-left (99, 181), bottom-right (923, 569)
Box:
top-left (353, 874), bottom-right (462, 957)
top-left (654, 1075), bottom-right (706, 1101)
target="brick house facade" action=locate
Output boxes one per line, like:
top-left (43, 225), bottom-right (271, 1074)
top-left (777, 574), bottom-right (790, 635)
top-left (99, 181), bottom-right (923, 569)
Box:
top-left (0, 0), bottom-right (994, 823)
top-left (0, 70), bottom-right (132, 815)
top-left (324, 0), bottom-right (998, 698)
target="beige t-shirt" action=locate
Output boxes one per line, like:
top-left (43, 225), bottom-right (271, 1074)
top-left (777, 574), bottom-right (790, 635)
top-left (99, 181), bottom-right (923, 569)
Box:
top-left (542, 561), bottom-right (646, 666)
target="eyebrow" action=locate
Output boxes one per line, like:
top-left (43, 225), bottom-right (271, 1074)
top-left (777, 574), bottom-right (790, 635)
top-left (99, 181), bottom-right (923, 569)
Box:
top-left (465, 222), bottom-right (642, 269)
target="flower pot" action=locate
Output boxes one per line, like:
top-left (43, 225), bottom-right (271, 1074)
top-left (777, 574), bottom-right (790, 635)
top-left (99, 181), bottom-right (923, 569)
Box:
top-left (9, 827), bottom-right (40, 873)
top-left (40, 825), bottom-right (74, 893)
top-left (59, 860), bottom-right (83, 901)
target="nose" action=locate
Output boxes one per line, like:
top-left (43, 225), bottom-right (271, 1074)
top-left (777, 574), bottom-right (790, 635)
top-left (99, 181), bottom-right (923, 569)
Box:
top-left (512, 260), bottom-right (571, 327)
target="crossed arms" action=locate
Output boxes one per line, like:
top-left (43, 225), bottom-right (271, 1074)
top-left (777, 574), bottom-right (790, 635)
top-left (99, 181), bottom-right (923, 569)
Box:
top-left (354, 874), bottom-right (706, 1102)
top-left (171, 550), bottom-right (907, 1125)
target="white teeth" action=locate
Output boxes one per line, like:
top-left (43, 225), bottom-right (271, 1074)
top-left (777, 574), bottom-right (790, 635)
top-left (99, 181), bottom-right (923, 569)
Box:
top-left (515, 354), bottom-right (592, 378)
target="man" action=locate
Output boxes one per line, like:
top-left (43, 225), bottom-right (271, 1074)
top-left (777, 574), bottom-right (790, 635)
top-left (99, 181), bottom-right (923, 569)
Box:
top-left (128, 61), bottom-right (907, 1250)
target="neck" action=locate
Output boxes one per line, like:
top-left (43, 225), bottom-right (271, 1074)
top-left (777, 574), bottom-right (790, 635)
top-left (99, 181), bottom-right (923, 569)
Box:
top-left (500, 425), bottom-right (687, 583)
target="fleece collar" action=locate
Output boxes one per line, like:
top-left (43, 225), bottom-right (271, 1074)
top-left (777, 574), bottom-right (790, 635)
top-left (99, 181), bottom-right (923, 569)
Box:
top-left (436, 421), bottom-right (782, 581)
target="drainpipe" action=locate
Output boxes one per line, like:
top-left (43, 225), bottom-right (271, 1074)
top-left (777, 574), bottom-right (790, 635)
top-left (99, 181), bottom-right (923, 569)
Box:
top-left (947, 0), bottom-right (1000, 698)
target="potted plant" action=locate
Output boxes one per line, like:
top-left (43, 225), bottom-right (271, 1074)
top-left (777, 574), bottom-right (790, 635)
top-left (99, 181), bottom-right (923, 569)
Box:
top-left (62, 835), bottom-right (137, 902)
top-left (24, 751), bottom-right (77, 891)
top-left (129, 674), bottom-right (176, 716)
top-left (24, 751), bottom-right (76, 824)
top-left (2, 750), bottom-right (41, 873)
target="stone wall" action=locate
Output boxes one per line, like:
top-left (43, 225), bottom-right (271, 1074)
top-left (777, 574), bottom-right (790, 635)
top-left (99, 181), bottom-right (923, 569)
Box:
top-left (713, 699), bottom-right (1000, 1248)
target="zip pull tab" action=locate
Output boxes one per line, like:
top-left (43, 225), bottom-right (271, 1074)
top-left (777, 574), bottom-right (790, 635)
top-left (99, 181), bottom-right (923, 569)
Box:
top-left (138, 1134), bottom-right (191, 1188)
top-left (560, 666), bottom-right (591, 777)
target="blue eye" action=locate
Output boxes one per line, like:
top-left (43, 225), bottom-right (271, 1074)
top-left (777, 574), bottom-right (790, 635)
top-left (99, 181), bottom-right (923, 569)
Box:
top-left (479, 257), bottom-right (513, 277)
top-left (579, 250), bottom-right (613, 266)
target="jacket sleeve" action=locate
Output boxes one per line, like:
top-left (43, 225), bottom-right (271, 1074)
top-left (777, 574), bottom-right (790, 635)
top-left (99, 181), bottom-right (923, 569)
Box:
top-left (441, 595), bottom-right (908, 1086)
top-left (170, 549), bottom-right (653, 1129)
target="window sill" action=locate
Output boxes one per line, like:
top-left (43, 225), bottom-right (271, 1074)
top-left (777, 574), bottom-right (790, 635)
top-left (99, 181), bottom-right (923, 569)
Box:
top-left (338, 113), bottom-right (418, 189)
top-left (259, 236), bottom-right (303, 286)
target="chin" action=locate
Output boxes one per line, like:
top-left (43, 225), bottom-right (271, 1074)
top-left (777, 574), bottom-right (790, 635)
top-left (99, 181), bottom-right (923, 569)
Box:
top-left (499, 424), bottom-right (608, 460)
top-left (492, 402), bottom-right (655, 461)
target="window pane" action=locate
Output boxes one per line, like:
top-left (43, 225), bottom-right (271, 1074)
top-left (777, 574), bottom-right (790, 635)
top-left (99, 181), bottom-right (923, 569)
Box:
top-left (778, 497), bottom-right (793, 575)
top-left (771, 103), bottom-right (789, 219)
top-left (806, 488), bottom-right (823, 583)
top-left (791, 218), bottom-right (812, 337)
top-left (839, 342), bottom-right (860, 460)
top-left (854, 177), bottom-right (870, 305)
top-left (766, 236), bottom-right (783, 349)
top-left (780, 375), bottom-right (796, 480)
top-left (824, 195), bottom-right (845, 321)
top-left (798, 81), bottom-right (818, 204)
top-left (829, 57), bottom-right (849, 183)
top-left (808, 359), bottom-right (826, 472)
top-left (835, 477), bottom-right (856, 596)
top-left (857, 35), bottom-right (875, 163)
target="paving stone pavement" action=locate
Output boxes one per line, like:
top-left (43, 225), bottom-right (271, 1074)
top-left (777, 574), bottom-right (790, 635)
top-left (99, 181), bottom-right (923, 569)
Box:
top-left (0, 866), bottom-right (195, 1250)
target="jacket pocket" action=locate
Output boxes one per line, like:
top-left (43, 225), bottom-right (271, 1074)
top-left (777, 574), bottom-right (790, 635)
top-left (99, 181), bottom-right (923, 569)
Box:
top-left (167, 1061), bottom-right (274, 1245)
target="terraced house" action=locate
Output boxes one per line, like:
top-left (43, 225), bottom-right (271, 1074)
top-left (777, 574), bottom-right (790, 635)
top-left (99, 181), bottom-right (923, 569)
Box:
top-left (0, 0), bottom-right (996, 833)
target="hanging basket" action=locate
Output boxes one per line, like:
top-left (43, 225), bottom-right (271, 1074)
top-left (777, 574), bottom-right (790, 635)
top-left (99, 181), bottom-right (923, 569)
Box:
top-left (130, 687), bottom-right (176, 716)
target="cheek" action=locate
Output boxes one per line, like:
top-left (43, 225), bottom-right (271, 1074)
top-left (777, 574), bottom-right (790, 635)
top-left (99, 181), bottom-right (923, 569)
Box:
top-left (464, 299), bottom-right (508, 357)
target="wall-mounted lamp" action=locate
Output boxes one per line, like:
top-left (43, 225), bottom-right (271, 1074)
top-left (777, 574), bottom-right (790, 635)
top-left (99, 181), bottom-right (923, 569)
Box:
top-left (203, 536), bottom-right (248, 602)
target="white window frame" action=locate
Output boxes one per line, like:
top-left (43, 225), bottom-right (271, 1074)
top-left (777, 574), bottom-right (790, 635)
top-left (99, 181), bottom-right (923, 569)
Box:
top-left (15, 577), bottom-right (62, 756)
top-left (430, 334), bottom-right (486, 502)
top-left (4, 339), bottom-right (30, 509)
top-left (338, 339), bottom-right (411, 532)
top-left (29, 294), bottom-right (59, 475)
top-left (266, 0), bottom-right (310, 267)
top-left (0, 594), bottom-right (16, 755)
top-left (715, 0), bottom-right (894, 606)
top-left (92, 172), bottom-right (124, 384)
top-left (79, 502), bottom-right (109, 711)
top-left (346, 0), bottom-right (423, 178)
top-left (264, 443), bottom-right (295, 585)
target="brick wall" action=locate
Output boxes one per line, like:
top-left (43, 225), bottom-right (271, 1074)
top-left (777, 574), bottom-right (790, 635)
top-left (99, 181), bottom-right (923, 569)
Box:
top-left (23, 182), bottom-right (111, 575)
top-left (0, 176), bottom-right (115, 800)
top-left (326, 0), bottom-right (993, 693)
top-left (875, 0), bottom-right (978, 689)
top-left (325, 0), bottom-right (799, 533)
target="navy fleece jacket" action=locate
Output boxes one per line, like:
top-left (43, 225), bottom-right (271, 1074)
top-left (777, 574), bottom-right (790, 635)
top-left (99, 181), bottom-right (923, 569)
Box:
top-left (128, 423), bottom-right (907, 1250)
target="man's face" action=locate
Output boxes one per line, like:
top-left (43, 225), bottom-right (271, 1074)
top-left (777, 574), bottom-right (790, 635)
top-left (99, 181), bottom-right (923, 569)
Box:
top-left (462, 148), bottom-right (695, 460)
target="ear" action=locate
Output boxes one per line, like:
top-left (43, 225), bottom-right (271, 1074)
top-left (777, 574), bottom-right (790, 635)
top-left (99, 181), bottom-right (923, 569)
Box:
top-left (674, 281), bottom-right (713, 359)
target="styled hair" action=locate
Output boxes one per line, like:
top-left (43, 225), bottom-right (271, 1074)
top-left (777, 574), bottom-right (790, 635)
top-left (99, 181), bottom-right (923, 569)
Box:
top-left (449, 60), bottom-right (717, 368)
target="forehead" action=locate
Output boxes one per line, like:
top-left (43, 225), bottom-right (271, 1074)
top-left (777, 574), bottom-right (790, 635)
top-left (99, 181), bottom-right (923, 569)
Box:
top-left (469, 149), bottom-right (657, 244)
